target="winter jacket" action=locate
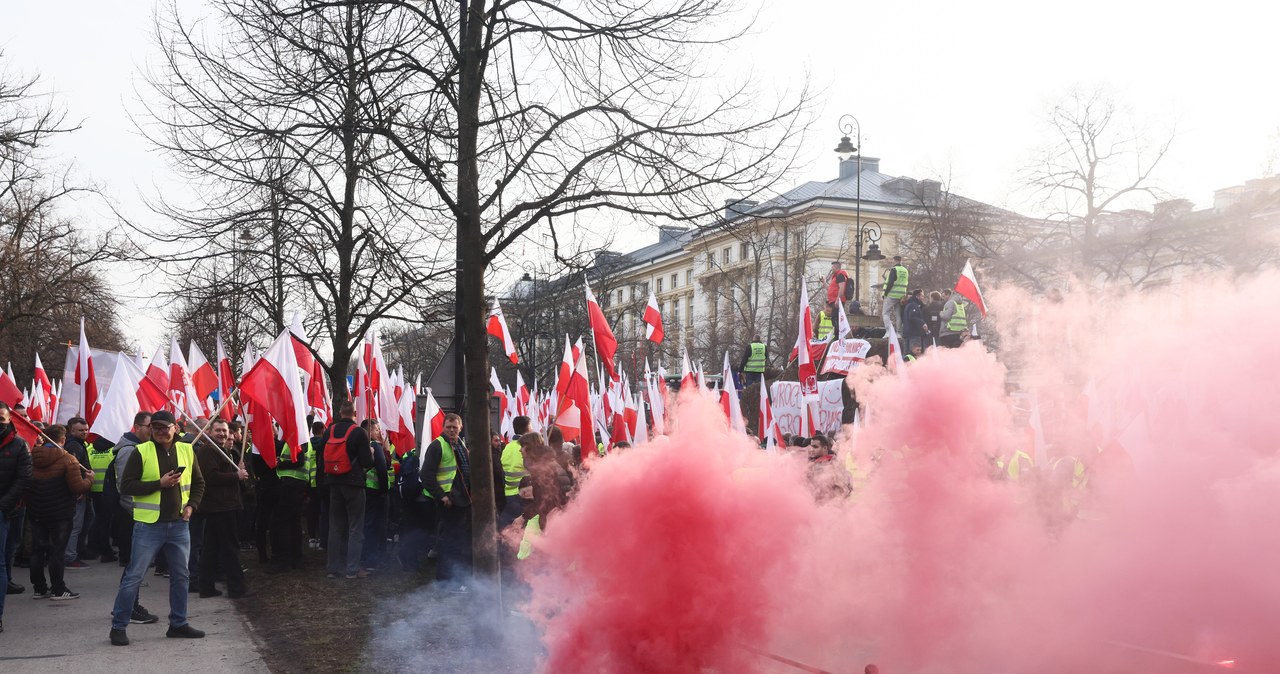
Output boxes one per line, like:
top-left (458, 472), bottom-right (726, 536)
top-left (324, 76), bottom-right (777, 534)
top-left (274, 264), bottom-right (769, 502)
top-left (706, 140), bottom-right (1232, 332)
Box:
top-left (196, 439), bottom-right (243, 514)
top-left (27, 443), bottom-right (93, 522)
top-left (317, 420), bottom-right (372, 487)
top-left (115, 432), bottom-right (144, 513)
top-left (0, 428), bottom-right (33, 517)
top-left (903, 296), bottom-right (930, 337)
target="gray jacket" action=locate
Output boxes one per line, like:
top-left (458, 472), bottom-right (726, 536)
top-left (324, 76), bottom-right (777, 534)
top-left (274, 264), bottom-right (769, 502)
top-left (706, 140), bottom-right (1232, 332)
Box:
top-left (115, 431), bottom-right (144, 512)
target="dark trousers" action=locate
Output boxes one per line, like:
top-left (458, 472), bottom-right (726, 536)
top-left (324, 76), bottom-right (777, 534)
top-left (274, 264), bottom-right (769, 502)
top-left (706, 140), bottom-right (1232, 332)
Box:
top-left (30, 518), bottom-right (72, 594)
top-left (316, 484), bottom-right (330, 548)
top-left (271, 478), bottom-right (306, 568)
top-left (435, 503), bottom-right (472, 582)
top-left (116, 507), bottom-right (134, 565)
top-left (254, 479), bottom-right (279, 563)
top-left (362, 490), bottom-right (389, 568)
top-left (396, 497), bottom-right (434, 572)
top-left (89, 492), bottom-right (116, 558)
top-left (939, 333), bottom-right (965, 348)
top-left (199, 511), bottom-right (246, 595)
top-left (304, 486), bottom-right (321, 540)
top-left (187, 513), bottom-right (206, 585)
top-left (327, 485), bottom-right (365, 575)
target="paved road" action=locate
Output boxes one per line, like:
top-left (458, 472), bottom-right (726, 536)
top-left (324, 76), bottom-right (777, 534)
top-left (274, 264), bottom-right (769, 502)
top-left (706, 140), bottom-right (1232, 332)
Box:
top-left (1, 557), bottom-right (268, 673)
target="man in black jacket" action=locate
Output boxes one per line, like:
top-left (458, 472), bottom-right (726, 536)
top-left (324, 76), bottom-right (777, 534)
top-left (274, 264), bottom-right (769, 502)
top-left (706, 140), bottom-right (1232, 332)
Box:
top-left (195, 418), bottom-right (250, 598)
top-left (902, 289), bottom-right (932, 353)
top-left (0, 402), bottom-right (33, 632)
top-left (320, 402), bottom-right (372, 579)
top-left (63, 417), bottom-right (92, 568)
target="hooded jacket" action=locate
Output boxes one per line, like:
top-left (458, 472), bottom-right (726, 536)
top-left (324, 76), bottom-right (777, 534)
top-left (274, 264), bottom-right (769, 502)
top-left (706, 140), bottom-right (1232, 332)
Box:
top-left (27, 442), bottom-right (93, 521)
top-left (0, 427), bottom-right (32, 517)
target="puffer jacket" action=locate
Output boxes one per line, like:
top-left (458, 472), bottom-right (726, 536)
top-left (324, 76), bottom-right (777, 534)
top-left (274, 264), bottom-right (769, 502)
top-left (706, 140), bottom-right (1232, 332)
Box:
top-left (27, 443), bottom-right (93, 522)
top-left (0, 429), bottom-right (33, 517)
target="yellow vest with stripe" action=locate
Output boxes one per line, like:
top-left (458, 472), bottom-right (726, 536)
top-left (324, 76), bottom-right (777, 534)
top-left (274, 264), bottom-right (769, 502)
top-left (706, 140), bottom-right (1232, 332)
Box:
top-left (425, 438), bottom-right (458, 500)
top-left (88, 446), bottom-right (114, 493)
top-left (744, 343), bottom-right (766, 373)
top-left (885, 264), bottom-right (909, 299)
top-left (132, 441), bottom-right (194, 523)
top-left (305, 445), bottom-right (317, 487)
top-left (815, 312), bottom-right (833, 340)
top-left (946, 301), bottom-right (968, 332)
top-left (365, 444), bottom-right (389, 491)
top-left (517, 515), bottom-right (541, 561)
top-left (276, 444), bottom-right (306, 482)
top-left (501, 440), bottom-right (526, 497)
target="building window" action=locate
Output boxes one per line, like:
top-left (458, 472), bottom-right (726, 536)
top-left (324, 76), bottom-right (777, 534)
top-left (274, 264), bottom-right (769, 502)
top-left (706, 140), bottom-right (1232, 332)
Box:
top-left (641, 282), bottom-right (649, 297)
top-left (740, 242), bottom-right (750, 261)
top-left (686, 296), bottom-right (694, 326)
top-left (722, 247), bottom-right (731, 264)
top-left (672, 301), bottom-right (680, 327)
top-left (656, 277), bottom-right (663, 293)
top-left (671, 273), bottom-right (678, 289)
top-left (686, 269), bottom-right (693, 285)
top-left (617, 290), bottom-right (624, 305)
top-left (706, 253), bottom-right (715, 270)
top-left (794, 233), bottom-right (803, 250)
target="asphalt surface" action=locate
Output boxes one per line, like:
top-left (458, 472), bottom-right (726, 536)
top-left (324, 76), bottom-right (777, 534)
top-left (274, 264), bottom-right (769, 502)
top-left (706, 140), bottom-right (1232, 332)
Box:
top-left (0, 556), bottom-right (268, 673)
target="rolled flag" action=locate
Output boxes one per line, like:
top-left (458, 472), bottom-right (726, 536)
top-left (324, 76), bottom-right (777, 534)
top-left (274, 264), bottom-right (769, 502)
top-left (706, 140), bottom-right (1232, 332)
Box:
top-left (585, 282), bottom-right (618, 380)
top-left (487, 298), bottom-right (519, 365)
top-left (239, 328), bottom-right (309, 462)
top-left (215, 334), bottom-right (236, 421)
top-left (642, 289), bottom-right (664, 344)
top-left (76, 318), bottom-right (101, 424)
top-left (954, 258), bottom-right (988, 317)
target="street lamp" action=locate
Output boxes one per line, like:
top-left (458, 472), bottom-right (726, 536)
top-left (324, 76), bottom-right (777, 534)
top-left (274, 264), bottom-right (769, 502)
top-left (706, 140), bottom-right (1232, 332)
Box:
top-left (835, 115), bottom-right (886, 304)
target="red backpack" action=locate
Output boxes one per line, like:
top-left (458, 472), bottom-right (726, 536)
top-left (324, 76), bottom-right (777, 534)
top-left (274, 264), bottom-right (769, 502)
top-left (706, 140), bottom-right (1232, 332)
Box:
top-left (324, 425), bottom-right (354, 475)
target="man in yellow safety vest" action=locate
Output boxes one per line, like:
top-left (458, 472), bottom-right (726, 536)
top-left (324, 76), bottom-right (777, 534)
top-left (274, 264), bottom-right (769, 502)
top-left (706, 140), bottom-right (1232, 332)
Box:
top-left (420, 413), bottom-right (471, 588)
top-left (880, 255), bottom-right (909, 334)
top-left (109, 410), bottom-right (206, 646)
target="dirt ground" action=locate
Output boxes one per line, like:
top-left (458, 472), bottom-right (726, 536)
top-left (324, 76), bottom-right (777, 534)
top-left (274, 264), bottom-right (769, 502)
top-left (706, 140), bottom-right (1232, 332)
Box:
top-left (235, 547), bottom-right (540, 674)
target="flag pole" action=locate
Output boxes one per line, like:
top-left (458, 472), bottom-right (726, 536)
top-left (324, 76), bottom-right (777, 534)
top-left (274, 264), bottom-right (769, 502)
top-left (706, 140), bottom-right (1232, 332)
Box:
top-left (172, 392), bottom-right (241, 469)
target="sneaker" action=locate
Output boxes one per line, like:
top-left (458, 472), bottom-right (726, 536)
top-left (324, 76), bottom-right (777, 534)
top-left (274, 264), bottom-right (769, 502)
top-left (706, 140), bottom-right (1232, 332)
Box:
top-left (32, 590), bottom-right (51, 599)
top-left (65, 560), bottom-right (89, 570)
top-left (130, 606), bottom-right (160, 624)
top-left (166, 624), bottom-right (205, 639)
top-left (49, 589), bottom-right (80, 601)
top-left (100, 553), bottom-right (118, 563)
top-left (154, 569), bottom-right (170, 578)
top-left (110, 628), bottom-right (129, 646)
top-left (7, 581), bottom-right (24, 595)
top-left (308, 538), bottom-right (320, 550)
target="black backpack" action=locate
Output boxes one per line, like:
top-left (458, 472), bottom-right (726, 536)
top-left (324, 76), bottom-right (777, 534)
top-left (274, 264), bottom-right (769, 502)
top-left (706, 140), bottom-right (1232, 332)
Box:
top-left (841, 272), bottom-right (854, 301)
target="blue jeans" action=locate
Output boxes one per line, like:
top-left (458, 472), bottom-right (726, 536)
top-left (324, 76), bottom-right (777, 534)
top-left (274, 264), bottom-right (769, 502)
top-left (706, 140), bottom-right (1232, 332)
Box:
top-left (65, 498), bottom-right (86, 563)
top-left (111, 520), bottom-right (191, 630)
top-left (0, 516), bottom-right (9, 619)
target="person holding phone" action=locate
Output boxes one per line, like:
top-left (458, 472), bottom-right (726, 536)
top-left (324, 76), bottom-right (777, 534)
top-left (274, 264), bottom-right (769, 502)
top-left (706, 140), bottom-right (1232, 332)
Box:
top-left (108, 411), bottom-right (206, 647)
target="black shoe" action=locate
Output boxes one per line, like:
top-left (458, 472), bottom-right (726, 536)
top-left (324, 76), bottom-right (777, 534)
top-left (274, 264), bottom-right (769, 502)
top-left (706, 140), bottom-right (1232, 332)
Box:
top-left (131, 606), bottom-right (160, 624)
top-left (166, 624), bottom-right (205, 639)
top-left (227, 589), bottom-right (255, 599)
top-left (49, 589), bottom-right (80, 601)
top-left (110, 629), bottom-right (129, 646)
top-left (100, 553), bottom-right (118, 563)
top-left (6, 581), bottom-right (24, 595)
top-left (199, 588), bottom-right (223, 598)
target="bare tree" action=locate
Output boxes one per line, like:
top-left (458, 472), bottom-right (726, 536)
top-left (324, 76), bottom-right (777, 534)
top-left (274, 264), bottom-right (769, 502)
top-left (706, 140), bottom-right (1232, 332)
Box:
top-left (1022, 88), bottom-right (1174, 284)
top-left (347, 0), bottom-right (809, 581)
top-left (137, 0), bottom-right (454, 392)
top-left (0, 53), bottom-right (126, 377)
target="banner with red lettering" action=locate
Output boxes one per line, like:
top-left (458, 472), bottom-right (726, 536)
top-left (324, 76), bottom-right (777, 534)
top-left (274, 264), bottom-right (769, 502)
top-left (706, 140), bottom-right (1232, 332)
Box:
top-left (820, 339), bottom-right (872, 375)
top-left (769, 380), bottom-right (845, 436)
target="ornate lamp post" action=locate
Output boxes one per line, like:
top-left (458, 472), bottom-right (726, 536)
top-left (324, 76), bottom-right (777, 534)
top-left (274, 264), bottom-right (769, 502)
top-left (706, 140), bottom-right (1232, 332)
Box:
top-left (835, 115), bottom-right (886, 303)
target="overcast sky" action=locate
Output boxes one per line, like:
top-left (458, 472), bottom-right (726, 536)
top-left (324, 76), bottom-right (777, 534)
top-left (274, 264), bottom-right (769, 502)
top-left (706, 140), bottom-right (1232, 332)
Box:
top-left (6, 0), bottom-right (1279, 350)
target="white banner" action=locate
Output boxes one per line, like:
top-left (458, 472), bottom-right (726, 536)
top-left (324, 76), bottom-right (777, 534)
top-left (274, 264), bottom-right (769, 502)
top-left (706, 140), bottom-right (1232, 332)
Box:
top-left (769, 379), bottom-right (846, 436)
top-left (820, 339), bottom-right (871, 375)
top-left (57, 346), bottom-right (125, 425)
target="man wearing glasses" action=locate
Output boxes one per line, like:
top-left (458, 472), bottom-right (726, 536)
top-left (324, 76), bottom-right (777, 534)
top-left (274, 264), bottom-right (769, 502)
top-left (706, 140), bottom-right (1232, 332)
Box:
top-left (108, 411), bottom-right (206, 646)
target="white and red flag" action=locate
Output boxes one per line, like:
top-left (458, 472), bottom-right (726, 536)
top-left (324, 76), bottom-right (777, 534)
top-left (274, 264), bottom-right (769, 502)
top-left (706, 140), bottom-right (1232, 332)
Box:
top-left (490, 367), bottom-right (508, 426)
top-left (188, 340), bottom-right (218, 414)
top-left (795, 285), bottom-right (818, 402)
top-left (720, 352), bottom-right (746, 435)
top-left (391, 374), bottom-right (417, 457)
top-left (76, 318), bottom-right (101, 424)
top-left (215, 334), bottom-right (236, 421)
top-left (644, 359), bottom-right (667, 436)
top-left (240, 328), bottom-right (309, 463)
top-left (642, 289), bottom-right (664, 344)
top-left (515, 371), bottom-right (530, 417)
top-left (954, 259), bottom-right (988, 317)
top-left (0, 368), bottom-right (22, 409)
top-left (93, 356), bottom-right (147, 444)
top-left (487, 298), bottom-right (519, 365)
top-left (28, 354), bottom-right (53, 422)
top-left (680, 348), bottom-right (697, 391)
top-left (758, 377), bottom-right (774, 444)
top-left (168, 336), bottom-right (204, 419)
top-left (147, 345), bottom-right (170, 394)
top-left (585, 283), bottom-right (618, 380)
top-left (422, 386), bottom-right (446, 444)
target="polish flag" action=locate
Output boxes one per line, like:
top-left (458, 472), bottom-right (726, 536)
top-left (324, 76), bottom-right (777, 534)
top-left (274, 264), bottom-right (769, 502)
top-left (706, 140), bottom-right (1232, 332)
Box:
top-left (835, 298), bottom-right (853, 340)
top-left (215, 334), bottom-right (236, 421)
top-left (0, 369), bottom-right (22, 408)
top-left (10, 409), bottom-right (44, 448)
top-left (240, 328), bottom-right (309, 463)
top-left (369, 332), bottom-right (399, 431)
top-left (188, 340), bottom-right (218, 413)
top-left (644, 360), bottom-right (666, 436)
top-left (422, 387), bottom-right (446, 444)
top-left (795, 285), bottom-right (818, 402)
top-left (356, 336), bottom-right (373, 422)
top-left (30, 354), bottom-right (53, 422)
top-left (289, 323), bottom-right (329, 425)
top-left (642, 289), bottom-right (664, 344)
top-left (487, 298), bottom-right (519, 365)
top-left (585, 283), bottom-right (618, 380)
top-left (885, 321), bottom-right (906, 373)
top-left (76, 318), bottom-right (101, 424)
top-left (93, 356), bottom-right (147, 444)
top-left (515, 371), bottom-right (530, 417)
top-left (954, 259), bottom-right (988, 317)
top-left (490, 367), bottom-right (508, 426)
top-left (720, 352), bottom-right (746, 435)
top-left (758, 378), bottom-right (774, 443)
top-left (680, 348), bottom-right (697, 391)
top-left (168, 336), bottom-right (204, 419)
top-left (391, 377), bottom-right (417, 457)
top-left (147, 345), bottom-right (170, 394)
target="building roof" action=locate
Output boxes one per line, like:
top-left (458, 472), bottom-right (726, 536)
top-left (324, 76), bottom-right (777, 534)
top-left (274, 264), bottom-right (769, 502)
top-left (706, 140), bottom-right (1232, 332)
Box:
top-left (749, 158), bottom-right (931, 215)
